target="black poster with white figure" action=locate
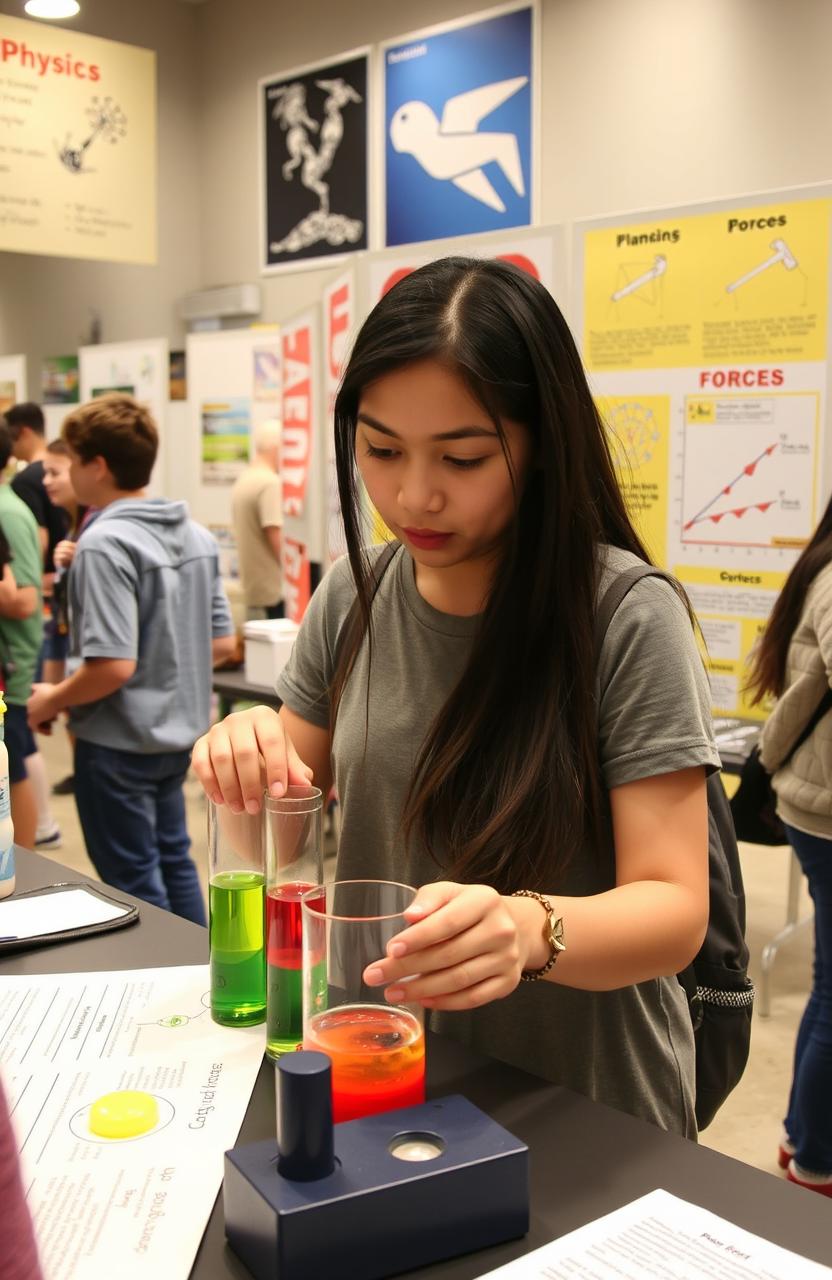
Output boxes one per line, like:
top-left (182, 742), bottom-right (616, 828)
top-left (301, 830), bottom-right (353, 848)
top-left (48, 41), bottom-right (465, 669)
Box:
top-left (262, 51), bottom-right (369, 271)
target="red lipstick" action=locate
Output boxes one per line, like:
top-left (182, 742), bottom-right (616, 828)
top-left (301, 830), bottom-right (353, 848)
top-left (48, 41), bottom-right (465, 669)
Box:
top-left (403, 528), bottom-right (452, 550)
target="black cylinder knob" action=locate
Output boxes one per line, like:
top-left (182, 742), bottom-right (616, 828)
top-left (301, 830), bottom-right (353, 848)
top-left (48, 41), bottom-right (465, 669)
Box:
top-left (276, 1051), bottom-right (335, 1182)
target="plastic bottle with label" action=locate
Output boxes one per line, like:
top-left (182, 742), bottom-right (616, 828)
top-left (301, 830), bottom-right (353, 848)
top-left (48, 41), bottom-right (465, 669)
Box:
top-left (0, 694), bottom-right (14, 899)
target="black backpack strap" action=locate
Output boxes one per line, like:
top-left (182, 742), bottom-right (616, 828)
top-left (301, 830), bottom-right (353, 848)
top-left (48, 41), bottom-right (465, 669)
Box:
top-left (594, 563), bottom-right (677, 664)
top-left (776, 686), bottom-right (832, 770)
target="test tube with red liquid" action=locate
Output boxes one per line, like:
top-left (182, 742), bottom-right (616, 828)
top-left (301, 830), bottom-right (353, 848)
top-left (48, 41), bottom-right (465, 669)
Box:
top-left (265, 787), bottom-right (324, 1059)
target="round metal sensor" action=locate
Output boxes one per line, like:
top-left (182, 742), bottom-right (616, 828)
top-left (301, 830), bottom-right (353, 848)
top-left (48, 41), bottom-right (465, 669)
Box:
top-left (388, 1131), bottom-right (446, 1162)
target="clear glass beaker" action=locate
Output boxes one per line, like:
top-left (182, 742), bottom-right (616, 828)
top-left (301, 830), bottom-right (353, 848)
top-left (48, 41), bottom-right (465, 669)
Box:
top-left (301, 880), bottom-right (425, 1123)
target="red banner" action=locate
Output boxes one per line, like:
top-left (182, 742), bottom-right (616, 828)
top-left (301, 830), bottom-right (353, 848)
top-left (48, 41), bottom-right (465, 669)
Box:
top-left (325, 278), bottom-right (351, 410)
top-left (283, 536), bottom-right (311, 623)
top-left (281, 322), bottom-right (313, 518)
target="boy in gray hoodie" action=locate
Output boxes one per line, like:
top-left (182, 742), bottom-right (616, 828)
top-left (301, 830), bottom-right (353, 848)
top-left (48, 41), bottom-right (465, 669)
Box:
top-left (27, 394), bottom-right (236, 922)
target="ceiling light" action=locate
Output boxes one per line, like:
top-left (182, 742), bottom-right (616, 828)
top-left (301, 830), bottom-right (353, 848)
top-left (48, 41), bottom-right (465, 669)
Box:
top-left (24, 0), bottom-right (81, 19)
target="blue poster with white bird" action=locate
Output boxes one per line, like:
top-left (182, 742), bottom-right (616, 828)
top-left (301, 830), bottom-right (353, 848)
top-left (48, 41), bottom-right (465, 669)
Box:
top-left (384, 5), bottom-right (534, 247)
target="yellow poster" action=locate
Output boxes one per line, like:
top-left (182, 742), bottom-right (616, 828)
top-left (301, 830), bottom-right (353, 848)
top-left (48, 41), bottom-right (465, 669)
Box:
top-left (584, 198), bottom-right (830, 370)
top-left (673, 565), bottom-right (786, 719)
top-left (599, 394), bottom-right (669, 565)
top-left (0, 14), bottom-right (156, 264)
top-left (580, 191), bottom-right (832, 717)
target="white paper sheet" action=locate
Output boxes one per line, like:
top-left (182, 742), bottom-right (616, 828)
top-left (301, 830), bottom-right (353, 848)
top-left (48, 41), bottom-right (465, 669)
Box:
top-left (482, 1189), bottom-right (832, 1279)
top-left (0, 966), bottom-right (265, 1280)
top-left (0, 887), bottom-right (129, 941)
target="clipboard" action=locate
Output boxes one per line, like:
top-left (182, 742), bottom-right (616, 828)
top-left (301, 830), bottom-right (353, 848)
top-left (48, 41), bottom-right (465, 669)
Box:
top-left (0, 882), bottom-right (140, 954)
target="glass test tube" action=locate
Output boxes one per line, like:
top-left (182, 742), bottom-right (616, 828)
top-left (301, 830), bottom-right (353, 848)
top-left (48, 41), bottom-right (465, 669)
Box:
top-left (265, 786), bottom-right (324, 1059)
top-left (208, 802), bottom-right (266, 1027)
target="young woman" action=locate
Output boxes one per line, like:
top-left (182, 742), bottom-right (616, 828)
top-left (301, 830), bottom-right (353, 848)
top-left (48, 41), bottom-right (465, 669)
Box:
top-left (750, 495), bottom-right (832, 1195)
top-left (193, 258), bottom-right (719, 1135)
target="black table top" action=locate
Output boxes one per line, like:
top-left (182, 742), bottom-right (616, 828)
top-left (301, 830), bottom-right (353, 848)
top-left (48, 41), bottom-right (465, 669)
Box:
top-left (4, 850), bottom-right (830, 1276)
top-left (212, 668), bottom-right (281, 710)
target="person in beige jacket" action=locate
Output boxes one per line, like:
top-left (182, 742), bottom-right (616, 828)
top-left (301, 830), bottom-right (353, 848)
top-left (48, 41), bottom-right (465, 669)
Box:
top-left (751, 496), bottom-right (832, 1197)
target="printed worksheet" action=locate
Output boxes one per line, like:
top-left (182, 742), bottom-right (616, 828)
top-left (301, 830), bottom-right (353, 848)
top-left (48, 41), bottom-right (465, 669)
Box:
top-left (482, 1189), bottom-right (832, 1279)
top-left (0, 967), bottom-right (265, 1280)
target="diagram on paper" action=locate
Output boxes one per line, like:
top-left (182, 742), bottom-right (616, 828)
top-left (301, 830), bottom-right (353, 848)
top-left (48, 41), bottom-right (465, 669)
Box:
top-left (605, 400), bottom-right (662, 469)
top-left (600, 395), bottom-right (670, 565)
top-left (609, 254), bottom-right (667, 314)
top-left (681, 393), bottom-right (818, 549)
top-left (722, 236), bottom-right (809, 310)
top-left (57, 97), bottom-right (128, 175)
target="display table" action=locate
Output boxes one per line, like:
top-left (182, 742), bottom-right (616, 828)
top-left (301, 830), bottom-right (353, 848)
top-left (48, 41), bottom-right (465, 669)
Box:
top-left (5, 849), bottom-right (831, 1277)
top-left (212, 667), bottom-right (282, 718)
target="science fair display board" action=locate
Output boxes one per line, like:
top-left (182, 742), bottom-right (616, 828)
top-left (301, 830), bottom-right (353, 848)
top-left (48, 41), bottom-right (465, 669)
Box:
top-left (79, 338), bottom-right (169, 495)
top-left (41, 355), bottom-right (79, 440)
top-left (0, 354), bottom-right (27, 415)
top-left (0, 13), bottom-right (156, 265)
top-left (280, 310), bottom-right (322, 623)
top-left (185, 327), bottom-right (282, 531)
top-left (572, 184), bottom-right (832, 718)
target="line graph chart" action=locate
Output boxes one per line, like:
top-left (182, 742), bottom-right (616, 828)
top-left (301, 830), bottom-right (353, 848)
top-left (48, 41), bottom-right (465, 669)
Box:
top-left (681, 394), bottom-right (817, 549)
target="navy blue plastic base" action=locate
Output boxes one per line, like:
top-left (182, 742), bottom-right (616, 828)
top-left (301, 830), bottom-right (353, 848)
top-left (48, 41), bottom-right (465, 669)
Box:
top-left (224, 1094), bottom-right (529, 1279)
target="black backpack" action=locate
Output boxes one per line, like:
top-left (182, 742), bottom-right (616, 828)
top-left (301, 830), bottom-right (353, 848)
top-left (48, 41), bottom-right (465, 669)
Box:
top-left (596, 566), bottom-right (754, 1130)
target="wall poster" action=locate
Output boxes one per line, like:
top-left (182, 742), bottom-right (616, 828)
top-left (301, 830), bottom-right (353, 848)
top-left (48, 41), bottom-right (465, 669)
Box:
top-left (201, 397), bottom-right (251, 486)
top-left (382, 3), bottom-right (537, 248)
top-left (42, 355), bottom-right (79, 405)
top-left (574, 188), bottom-right (832, 718)
top-left (0, 13), bottom-right (156, 264)
top-left (260, 48), bottom-right (369, 273)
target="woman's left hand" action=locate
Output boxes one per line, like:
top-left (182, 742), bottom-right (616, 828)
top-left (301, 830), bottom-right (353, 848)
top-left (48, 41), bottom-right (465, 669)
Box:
top-left (362, 881), bottom-right (531, 1011)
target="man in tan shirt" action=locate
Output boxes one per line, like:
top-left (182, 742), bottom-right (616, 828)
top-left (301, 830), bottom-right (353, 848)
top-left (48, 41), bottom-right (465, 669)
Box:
top-left (231, 420), bottom-right (284, 619)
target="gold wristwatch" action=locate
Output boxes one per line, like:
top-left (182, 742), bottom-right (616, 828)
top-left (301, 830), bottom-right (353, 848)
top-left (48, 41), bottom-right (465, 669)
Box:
top-left (511, 890), bottom-right (566, 981)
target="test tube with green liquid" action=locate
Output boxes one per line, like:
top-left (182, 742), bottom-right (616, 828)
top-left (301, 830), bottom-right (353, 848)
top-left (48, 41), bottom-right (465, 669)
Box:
top-left (208, 803), bottom-right (266, 1026)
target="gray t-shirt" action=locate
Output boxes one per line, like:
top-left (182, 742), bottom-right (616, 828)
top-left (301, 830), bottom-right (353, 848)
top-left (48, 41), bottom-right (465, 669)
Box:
top-left (276, 545), bottom-right (720, 1135)
top-left (69, 498), bottom-right (233, 754)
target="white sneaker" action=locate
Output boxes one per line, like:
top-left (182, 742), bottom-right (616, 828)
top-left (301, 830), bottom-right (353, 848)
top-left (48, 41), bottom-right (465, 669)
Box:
top-left (35, 826), bottom-right (62, 851)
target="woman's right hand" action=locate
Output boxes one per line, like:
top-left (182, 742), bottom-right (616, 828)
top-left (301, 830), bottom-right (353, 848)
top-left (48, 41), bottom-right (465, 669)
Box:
top-left (192, 706), bottom-right (313, 814)
top-left (53, 540), bottom-right (76, 568)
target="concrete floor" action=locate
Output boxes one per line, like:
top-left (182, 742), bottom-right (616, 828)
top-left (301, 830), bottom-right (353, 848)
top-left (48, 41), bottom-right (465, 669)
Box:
top-left (31, 728), bottom-right (813, 1182)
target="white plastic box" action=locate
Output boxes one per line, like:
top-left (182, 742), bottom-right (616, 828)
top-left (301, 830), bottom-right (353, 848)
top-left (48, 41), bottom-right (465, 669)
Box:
top-left (243, 619), bottom-right (299, 690)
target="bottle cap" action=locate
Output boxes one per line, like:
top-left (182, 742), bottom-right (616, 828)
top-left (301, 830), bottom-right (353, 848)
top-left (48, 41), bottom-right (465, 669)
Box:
top-left (275, 1051), bottom-right (334, 1182)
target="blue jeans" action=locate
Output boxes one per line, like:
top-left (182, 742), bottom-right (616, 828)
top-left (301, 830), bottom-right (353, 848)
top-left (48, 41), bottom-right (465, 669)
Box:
top-left (74, 739), bottom-right (206, 926)
top-left (783, 823), bottom-right (832, 1173)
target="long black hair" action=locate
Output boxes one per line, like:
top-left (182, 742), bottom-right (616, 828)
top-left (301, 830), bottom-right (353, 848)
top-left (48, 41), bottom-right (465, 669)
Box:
top-left (747, 491), bottom-right (832, 702)
top-left (332, 257), bottom-right (651, 891)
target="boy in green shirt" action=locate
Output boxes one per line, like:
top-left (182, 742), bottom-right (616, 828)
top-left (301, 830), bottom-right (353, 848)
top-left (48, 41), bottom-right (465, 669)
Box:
top-left (0, 423), bottom-right (43, 849)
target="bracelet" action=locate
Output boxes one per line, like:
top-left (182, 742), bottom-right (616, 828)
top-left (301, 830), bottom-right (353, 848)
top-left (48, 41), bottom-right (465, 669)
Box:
top-left (511, 889), bottom-right (566, 981)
